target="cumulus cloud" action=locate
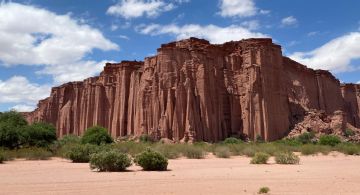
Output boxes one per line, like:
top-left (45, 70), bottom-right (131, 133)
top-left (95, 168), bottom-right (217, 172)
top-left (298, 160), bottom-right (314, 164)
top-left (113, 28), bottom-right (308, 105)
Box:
top-left (289, 32), bottom-right (360, 72)
top-left (11, 104), bottom-right (36, 112)
top-left (281, 16), bottom-right (298, 27)
top-left (219, 0), bottom-right (257, 18)
top-left (0, 76), bottom-right (51, 105)
top-left (107, 0), bottom-right (188, 19)
top-left (0, 2), bottom-right (118, 83)
top-left (136, 23), bottom-right (267, 44)
top-left (37, 60), bottom-right (115, 84)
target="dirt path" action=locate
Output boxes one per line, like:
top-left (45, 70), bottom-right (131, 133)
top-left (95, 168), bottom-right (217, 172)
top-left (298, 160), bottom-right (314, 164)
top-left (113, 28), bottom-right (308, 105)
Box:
top-left (0, 153), bottom-right (359, 195)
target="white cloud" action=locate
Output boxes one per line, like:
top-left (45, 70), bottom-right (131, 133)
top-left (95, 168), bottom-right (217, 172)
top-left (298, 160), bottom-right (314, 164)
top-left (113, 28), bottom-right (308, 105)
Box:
top-left (281, 16), bottom-right (298, 27)
top-left (0, 76), bottom-right (50, 105)
top-left (111, 24), bottom-right (119, 31)
top-left (118, 35), bottom-right (130, 40)
top-left (0, 2), bottom-right (119, 84)
top-left (37, 60), bottom-right (115, 84)
top-left (241, 20), bottom-right (260, 30)
top-left (136, 23), bottom-right (268, 44)
top-left (289, 32), bottom-right (360, 72)
top-left (107, 0), bottom-right (176, 19)
top-left (357, 81), bottom-right (360, 84)
top-left (219, 0), bottom-right (257, 18)
top-left (11, 104), bottom-right (35, 112)
top-left (307, 31), bottom-right (319, 37)
top-left (0, 2), bottom-right (118, 66)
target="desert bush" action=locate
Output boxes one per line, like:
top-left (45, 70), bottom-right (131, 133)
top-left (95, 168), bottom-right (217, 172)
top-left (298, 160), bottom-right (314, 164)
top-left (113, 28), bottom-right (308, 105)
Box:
top-left (23, 122), bottom-right (57, 148)
top-left (223, 137), bottom-right (242, 144)
top-left (65, 144), bottom-right (99, 163)
top-left (139, 134), bottom-right (155, 143)
top-left (256, 135), bottom-right (264, 143)
top-left (251, 152), bottom-right (270, 164)
top-left (90, 150), bottom-right (132, 172)
top-left (344, 129), bottom-right (355, 137)
top-left (0, 151), bottom-right (6, 163)
top-left (300, 144), bottom-right (319, 155)
top-left (335, 143), bottom-right (360, 155)
top-left (258, 187), bottom-right (270, 194)
top-left (214, 146), bottom-right (231, 158)
top-left (81, 126), bottom-right (113, 145)
top-left (135, 148), bottom-right (168, 171)
top-left (153, 144), bottom-right (181, 159)
top-left (241, 145), bottom-right (258, 157)
top-left (0, 111), bottom-right (28, 127)
top-left (319, 135), bottom-right (341, 146)
top-left (297, 132), bottom-right (315, 144)
top-left (0, 111), bottom-right (28, 149)
top-left (275, 152), bottom-right (300, 164)
top-left (0, 123), bottom-right (25, 149)
top-left (227, 144), bottom-right (246, 155)
top-left (180, 145), bottom-right (206, 159)
top-left (275, 138), bottom-right (302, 147)
top-left (5, 147), bottom-right (53, 160)
top-left (113, 141), bottom-right (149, 156)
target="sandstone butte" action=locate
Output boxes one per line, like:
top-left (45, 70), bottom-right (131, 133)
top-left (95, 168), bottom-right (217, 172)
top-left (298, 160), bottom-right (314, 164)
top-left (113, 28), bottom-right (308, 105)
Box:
top-left (24, 38), bottom-right (360, 142)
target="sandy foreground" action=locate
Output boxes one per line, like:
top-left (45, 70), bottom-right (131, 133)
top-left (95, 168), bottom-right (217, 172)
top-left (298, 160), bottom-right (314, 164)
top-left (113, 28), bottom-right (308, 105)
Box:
top-left (0, 153), bottom-right (359, 195)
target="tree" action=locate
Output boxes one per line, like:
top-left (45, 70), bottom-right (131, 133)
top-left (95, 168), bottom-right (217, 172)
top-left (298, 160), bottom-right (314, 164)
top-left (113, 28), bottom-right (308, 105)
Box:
top-left (81, 126), bottom-right (113, 145)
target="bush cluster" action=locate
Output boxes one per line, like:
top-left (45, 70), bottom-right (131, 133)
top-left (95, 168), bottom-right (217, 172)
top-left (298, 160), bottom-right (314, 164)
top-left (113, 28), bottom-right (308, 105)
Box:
top-left (319, 135), bottom-right (341, 146)
top-left (81, 126), bottom-right (113, 145)
top-left (135, 148), bottom-right (168, 171)
top-left (90, 150), bottom-right (132, 172)
top-left (251, 152), bottom-right (270, 164)
top-left (275, 152), bottom-right (300, 164)
top-left (214, 146), bottom-right (231, 158)
top-left (0, 151), bottom-right (6, 163)
top-left (0, 111), bottom-right (56, 149)
top-left (65, 144), bottom-right (100, 163)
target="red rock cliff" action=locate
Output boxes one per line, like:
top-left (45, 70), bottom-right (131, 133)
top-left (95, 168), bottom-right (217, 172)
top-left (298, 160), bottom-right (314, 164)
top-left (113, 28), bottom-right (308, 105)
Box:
top-left (25, 38), bottom-right (360, 142)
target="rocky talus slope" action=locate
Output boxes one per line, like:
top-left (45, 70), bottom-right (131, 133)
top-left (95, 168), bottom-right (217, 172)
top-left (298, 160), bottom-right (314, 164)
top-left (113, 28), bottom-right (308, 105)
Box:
top-left (25, 38), bottom-right (360, 142)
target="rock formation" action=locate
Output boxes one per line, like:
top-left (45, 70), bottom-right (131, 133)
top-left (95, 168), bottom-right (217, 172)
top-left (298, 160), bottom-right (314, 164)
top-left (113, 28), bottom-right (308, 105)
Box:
top-left (25, 38), bottom-right (360, 142)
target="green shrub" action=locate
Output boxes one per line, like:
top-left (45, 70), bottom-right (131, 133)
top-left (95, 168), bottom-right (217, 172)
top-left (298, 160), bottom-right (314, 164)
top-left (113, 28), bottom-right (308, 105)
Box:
top-left (4, 147), bottom-right (53, 160)
top-left (81, 126), bottom-right (113, 145)
top-left (139, 134), bottom-right (155, 143)
top-left (256, 135), bottom-right (264, 143)
top-left (276, 138), bottom-right (302, 146)
top-left (112, 141), bottom-right (149, 156)
top-left (251, 152), bottom-right (270, 164)
top-left (275, 152), bottom-right (300, 164)
top-left (223, 137), bottom-right (242, 144)
top-left (0, 152), bottom-right (6, 163)
top-left (90, 150), bottom-right (132, 172)
top-left (258, 187), bottom-right (270, 194)
top-left (153, 144), bottom-right (181, 159)
top-left (135, 148), bottom-right (168, 171)
top-left (344, 129), bottom-right (355, 137)
top-left (319, 135), bottom-right (341, 146)
top-left (65, 144), bottom-right (99, 163)
top-left (214, 146), bottom-right (231, 158)
top-left (0, 111), bottom-right (28, 127)
top-left (297, 132), bottom-right (315, 144)
top-left (241, 145), bottom-right (257, 157)
top-left (181, 145), bottom-right (206, 159)
top-left (335, 143), bottom-right (360, 155)
top-left (300, 144), bottom-right (318, 155)
top-left (23, 122), bottom-right (57, 147)
top-left (0, 123), bottom-right (25, 149)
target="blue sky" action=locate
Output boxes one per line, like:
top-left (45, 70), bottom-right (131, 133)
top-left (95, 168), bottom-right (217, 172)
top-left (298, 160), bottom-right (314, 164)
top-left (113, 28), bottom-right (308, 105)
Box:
top-left (0, 0), bottom-right (359, 112)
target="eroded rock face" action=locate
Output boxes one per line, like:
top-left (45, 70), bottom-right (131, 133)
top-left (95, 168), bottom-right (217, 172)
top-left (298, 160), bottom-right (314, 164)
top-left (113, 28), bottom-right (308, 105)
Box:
top-left (25, 38), bottom-right (360, 142)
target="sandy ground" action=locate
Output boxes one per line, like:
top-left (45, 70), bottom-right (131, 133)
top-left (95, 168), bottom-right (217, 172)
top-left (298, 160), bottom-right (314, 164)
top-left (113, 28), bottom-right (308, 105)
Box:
top-left (0, 153), bottom-right (359, 195)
